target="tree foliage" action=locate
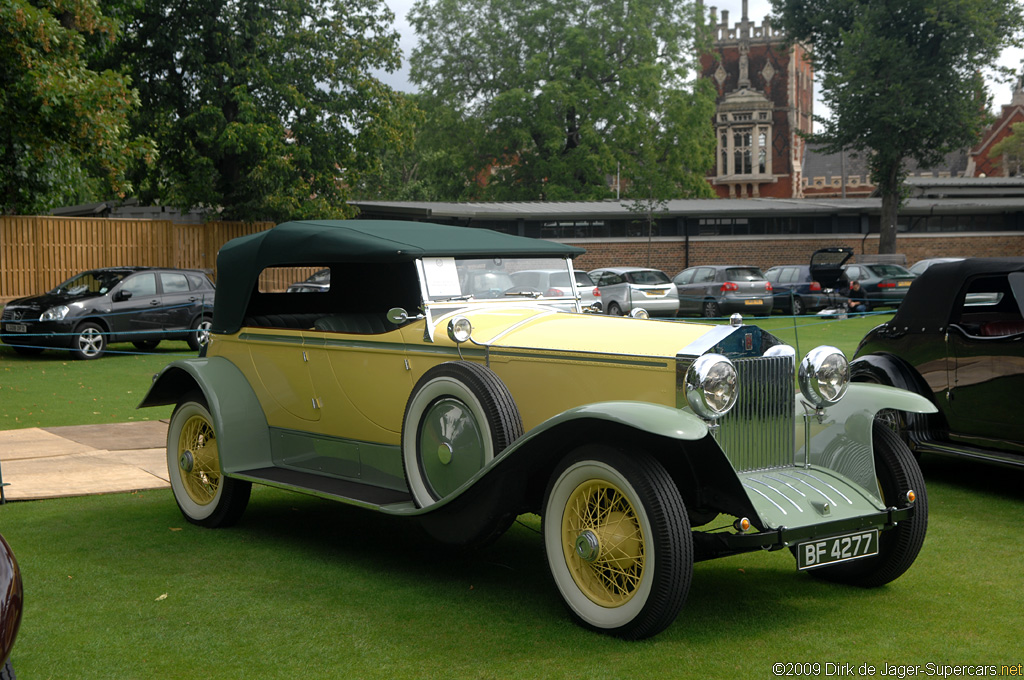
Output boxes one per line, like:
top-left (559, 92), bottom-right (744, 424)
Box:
top-left (111, 0), bottom-right (408, 222)
top-left (407, 0), bottom-right (716, 202)
top-left (771, 0), bottom-right (1024, 253)
top-left (0, 0), bottom-right (150, 214)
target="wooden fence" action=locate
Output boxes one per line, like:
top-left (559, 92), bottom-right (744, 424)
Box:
top-left (0, 216), bottom-right (275, 302)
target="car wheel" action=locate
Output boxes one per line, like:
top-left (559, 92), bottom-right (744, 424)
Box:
top-left (71, 322), bottom-right (106, 360)
top-left (167, 393), bottom-right (251, 527)
top-left (607, 302), bottom-right (623, 316)
top-left (792, 296), bottom-right (805, 316)
top-left (187, 317), bottom-right (213, 351)
top-left (806, 420), bottom-right (927, 588)
top-left (133, 340), bottom-right (160, 351)
top-left (12, 346), bottom-right (44, 356)
top-left (402, 362), bottom-right (523, 508)
top-left (542, 445), bottom-right (692, 640)
top-left (702, 300), bottom-right (720, 318)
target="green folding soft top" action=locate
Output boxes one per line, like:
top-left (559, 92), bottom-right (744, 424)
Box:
top-left (214, 219), bottom-right (586, 333)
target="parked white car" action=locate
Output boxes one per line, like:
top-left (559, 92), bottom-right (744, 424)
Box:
top-left (588, 266), bottom-right (680, 317)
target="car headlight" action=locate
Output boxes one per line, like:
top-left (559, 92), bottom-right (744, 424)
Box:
top-left (798, 346), bottom-right (850, 407)
top-left (40, 305), bottom-right (69, 322)
top-left (685, 353), bottom-right (739, 420)
top-left (447, 316), bottom-right (473, 343)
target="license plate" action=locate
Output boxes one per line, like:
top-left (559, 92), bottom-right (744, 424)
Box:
top-left (4, 324), bottom-right (27, 333)
top-left (796, 529), bottom-right (879, 570)
top-left (898, 281), bottom-right (911, 287)
top-left (744, 299), bottom-right (762, 305)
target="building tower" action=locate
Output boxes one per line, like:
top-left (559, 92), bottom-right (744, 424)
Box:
top-left (700, 1), bottom-right (813, 198)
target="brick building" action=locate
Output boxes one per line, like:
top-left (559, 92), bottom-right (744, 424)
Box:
top-left (967, 76), bottom-right (1024, 178)
top-left (700, 1), bottom-right (813, 199)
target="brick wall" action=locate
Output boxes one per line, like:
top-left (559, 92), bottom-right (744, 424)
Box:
top-left (567, 233), bottom-right (1024, 276)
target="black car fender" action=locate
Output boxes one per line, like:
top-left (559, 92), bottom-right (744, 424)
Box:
top-left (850, 353), bottom-right (946, 438)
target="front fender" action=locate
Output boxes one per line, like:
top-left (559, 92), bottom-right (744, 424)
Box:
top-left (137, 357), bottom-right (273, 473)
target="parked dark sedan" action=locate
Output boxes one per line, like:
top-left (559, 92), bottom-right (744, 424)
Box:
top-left (673, 265), bottom-right (773, 317)
top-left (764, 264), bottom-right (835, 315)
top-left (841, 263), bottom-right (916, 310)
top-left (1, 532), bottom-right (22, 679)
top-left (852, 258), bottom-right (1024, 467)
top-left (1, 267), bottom-right (215, 359)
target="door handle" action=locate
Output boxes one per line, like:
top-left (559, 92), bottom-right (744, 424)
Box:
top-left (150, 300), bottom-right (160, 305)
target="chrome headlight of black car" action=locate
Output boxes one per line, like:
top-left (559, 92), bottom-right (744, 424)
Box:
top-left (685, 353), bottom-right (739, 419)
top-left (40, 305), bottom-right (69, 321)
top-left (798, 345), bottom-right (850, 407)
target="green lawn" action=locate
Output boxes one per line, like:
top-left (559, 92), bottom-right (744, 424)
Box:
top-left (3, 454), bottom-right (1021, 679)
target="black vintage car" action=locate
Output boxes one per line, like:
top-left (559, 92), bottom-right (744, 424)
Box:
top-left (1, 532), bottom-right (22, 679)
top-left (852, 258), bottom-right (1024, 466)
top-left (1, 267), bottom-right (215, 359)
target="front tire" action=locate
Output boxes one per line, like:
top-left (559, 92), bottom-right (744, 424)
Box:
top-left (71, 322), bottom-right (106, 360)
top-left (808, 420), bottom-right (927, 587)
top-left (543, 445), bottom-right (692, 640)
top-left (167, 394), bottom-right (251, 527)
top-left (402, 362), bottom-right (523, 508)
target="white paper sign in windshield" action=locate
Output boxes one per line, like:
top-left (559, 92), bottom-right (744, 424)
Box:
top-left (423, 257), bottom-right (462, 297)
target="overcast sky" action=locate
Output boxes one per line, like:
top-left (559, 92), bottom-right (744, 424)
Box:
top-left (376, 0), bottom-right (1024, 115)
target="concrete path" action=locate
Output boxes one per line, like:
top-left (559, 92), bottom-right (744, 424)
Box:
top-left (0, 420), bottom-right (169, 502)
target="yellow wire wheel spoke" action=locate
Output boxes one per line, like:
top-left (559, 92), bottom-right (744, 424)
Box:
top-left (543, 446), bottom-right (693, 640)
top-left (177, 414), bottom-right (220, 505)
top-left (562, 480), bottom-right (645, 607)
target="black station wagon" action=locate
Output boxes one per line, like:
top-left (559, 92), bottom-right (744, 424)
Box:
top-left (140, 220), bottom-right (935, 639)
top-left (1, 267), bottom-right (215, 359)
top-left (853, 258), bottom-right (1024, 467)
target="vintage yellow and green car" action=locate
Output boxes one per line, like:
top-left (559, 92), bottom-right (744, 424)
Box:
top-left (140, 220), bottom-right (936, 640)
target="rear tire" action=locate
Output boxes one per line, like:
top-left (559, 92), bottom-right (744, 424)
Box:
top-left (806, 421), bottom-right (927, 587)
top-left (792, 296), bottom-right (805, 316)
top-left (607, 302), bottom-right (623, 316)
top-left (702, 300), bottom-right (720, 318)
top-left (167, 393), bottom-right (251, 527)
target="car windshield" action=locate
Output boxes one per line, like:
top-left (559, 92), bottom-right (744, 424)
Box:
top-left (725, 267), bottom-right (765, 281)
top-left (626, 270), bottom-right (670, 285)
top-left (50, 270), bottom-right (129, 296)
top-left (423, 257), bottom-right (577, 302)
top-left (867, 264), bottom-right (913, 277)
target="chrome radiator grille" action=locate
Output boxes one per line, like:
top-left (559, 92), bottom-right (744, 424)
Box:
top-left (713, 355), bottom-right (796, 472)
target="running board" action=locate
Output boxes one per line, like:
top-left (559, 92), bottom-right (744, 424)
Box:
top-left (231, 466), bottom-right (415, 511)
top-left (914, 440), bottom-right (1024, 469)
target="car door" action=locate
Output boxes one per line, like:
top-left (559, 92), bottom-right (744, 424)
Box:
top-left (947, 272), bottom-right (1024, 446)
top-left (157, 271), bottom-right (196, 331)
top-left (673, 268), bottom-right (698, 314)
top-left (111, 272), bottom-right (160, 340)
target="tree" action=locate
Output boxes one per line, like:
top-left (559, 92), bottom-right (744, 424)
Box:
top-left (0, 0), bottom-right (151, 214)
top-left (111, 0), bottom-right (409, 222)
top-left (407, 0), bottom-right (716, 202)
top-left (771, 0), bottom-right (1024, 253)
top-left (351, 94), bottom-right (488, 202)
top-left (990, 121), bottom-right (1024, 176)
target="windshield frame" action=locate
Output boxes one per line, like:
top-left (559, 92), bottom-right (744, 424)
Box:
top-left (414, 256), bottom-right (582, 341)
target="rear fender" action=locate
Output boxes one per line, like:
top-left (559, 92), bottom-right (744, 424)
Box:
top-left (137, 358), bottom-right (272, 472)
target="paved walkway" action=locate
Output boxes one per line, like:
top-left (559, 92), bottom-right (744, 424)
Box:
top-left (0, 420), bottom-right (169, 502)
